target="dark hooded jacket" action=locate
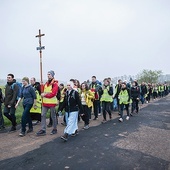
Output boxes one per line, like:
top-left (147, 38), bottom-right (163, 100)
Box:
top-left (4, 79), bottom-right (19, 106)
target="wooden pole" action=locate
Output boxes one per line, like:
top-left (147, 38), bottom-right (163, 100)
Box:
top-left (35, 29), bottom-right (45, 84)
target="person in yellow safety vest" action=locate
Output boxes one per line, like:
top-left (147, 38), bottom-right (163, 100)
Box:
top-left (100, 78), bottom-right (113, 123)
top-left (158, 84), bottom-right (164, 98)
top-left (30, 78), bottom-right (42, 123)
top-left (80, 82), bottom-right (95, 129)
top-left (152, 83), bottom-right (158, 100)
top-left (30, 89), bottom-right (42, 120)
top-left (36, 70), bottom-right (59, 136)
top-left (118, 82), bottom-right (131, 122)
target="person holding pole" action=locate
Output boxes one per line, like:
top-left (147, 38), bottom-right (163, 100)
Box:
top-left (36, 70), bottom-right (59, 136)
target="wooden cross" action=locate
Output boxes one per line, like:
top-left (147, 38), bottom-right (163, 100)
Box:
top-left (35, 29), bottom-right (45, 83)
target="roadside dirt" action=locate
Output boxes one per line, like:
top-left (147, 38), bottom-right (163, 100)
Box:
top-left (0, 102), bottom-right (151, 161)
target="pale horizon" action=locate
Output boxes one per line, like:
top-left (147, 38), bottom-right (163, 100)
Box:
top-left (0, 0), bottom-right (170, 82)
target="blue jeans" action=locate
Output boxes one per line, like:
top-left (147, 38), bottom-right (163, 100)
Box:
top-left (140, 95), bottom-right (145, 104)
top-left (0, 103), bottom-right (4, 127)
top-left (4, 106), bottom-right (17, 127)
top-left (21, 104), bottom-right (33, 132)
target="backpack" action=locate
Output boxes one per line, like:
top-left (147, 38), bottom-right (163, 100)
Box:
top-left (11, 82), bottom-right (23, 100)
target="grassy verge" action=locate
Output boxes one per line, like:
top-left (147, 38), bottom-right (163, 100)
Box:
top-left (0, 85), bottom-right (61, 127)
top-left (2, 103), bottom-right (51, 127)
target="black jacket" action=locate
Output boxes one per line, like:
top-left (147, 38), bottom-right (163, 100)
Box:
top-left (4, 80), bottom-right (18, 106)
top-left (130, 86), bottom-right (140, 100)
top-left (140, 85), bottom-right (147, 95)
top-left (60, 90), bottom-right (83, 114)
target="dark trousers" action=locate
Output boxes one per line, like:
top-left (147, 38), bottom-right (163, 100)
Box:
top-left (81, 105), bottom-right (90, 125)
top-left (153, 92), bottom-right (158, 99)
top-left (131, 99), bottom-right (139, 113)
top-left (93, 100), bottom-right (99, 118)
top-left (110, 101), bottom-right (114, 111)
top-left (120, 103), bottom-right (129, 118)
top-left (146, 94), bottom-right (151, 102)
top-left (102, 101), bottom-right (112, 120)
top-left (0, 103), bottom-right (4, 127)
top-left (88, 107), bottom-right (92, 119)
top-left (4, 106), bottom-right (17, 127)
top-left (21, 104), bottom-right (33, 132)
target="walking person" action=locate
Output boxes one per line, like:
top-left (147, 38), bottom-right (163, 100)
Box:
top-left (114, 79), bottom-right (122, 114)
top-left (36, 70), bottom-right (59, 136)
top-left (100, 78), bottom-right (113, 123)
top-left (130, 81), bottom-right (140, 115)
top-left (152, 84), bottom-right (158, 100)
top-left (59, 81), bottom-right (84, 141)
top-left (3, 74), bottom-right (18, 132)
top-left (140, 82), bottom-right (147, 104)
top-left (89, 76), bottom-right (102, 120)
top-left (118, 82), bottom-right (131, 122)
top-left (80, 82), bottom-right (94, 129)
top-left (15, 77), bottom-right (37, 137)
top-left (30, 77), bottom-right (41, 124)
top-left (0, 87), bottom-right (5, 130)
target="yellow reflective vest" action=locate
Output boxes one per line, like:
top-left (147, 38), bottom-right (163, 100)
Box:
top-left (43, 84), bottom-right (57, 105)
top-left (119, 89), bottom-right (130, 104)
top-left (30, 90), bottom-right (42, 114)
top-left (100, 86), bottom-right (113, 102)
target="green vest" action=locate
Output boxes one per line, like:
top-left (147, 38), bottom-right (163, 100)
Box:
top-left (119, 89), bottom-right (129, 104)
top-left (100, 86), bottom-right (113, 102)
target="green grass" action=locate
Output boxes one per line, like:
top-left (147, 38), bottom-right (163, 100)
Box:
top-left (2, 103), bottom-right (51, 127)
top-left (0, 85), bottom-right (59, 127)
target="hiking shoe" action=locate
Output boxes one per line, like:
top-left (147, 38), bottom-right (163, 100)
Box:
top-left (126, 116), bottom-right (130, 120)
top-left (101, 119), bottom-right (107, 124)
top-left (27, 128), bottom-right (33, 133)
top-left (9, 126), bottom-right (16, 133)
top-left (71, 130), bottom-right (79, 137)
top-left (61, 133), bottom-right (68, 141)
top-left (47, 124), bottom-right (52, 128)
top-left (36, 130), bottom-right (46, 136)
top-left (50, 129), bottom-right (57, 135)
top-left (119, 118), bottom-right (123, 122)
top-left (19, 132), bottom-right (25, 137)
top-left (83, 125), bottom-right (89, 130)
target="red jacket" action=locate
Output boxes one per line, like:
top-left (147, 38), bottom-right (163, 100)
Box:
top-left (42, 79), bottom-right (58, 107)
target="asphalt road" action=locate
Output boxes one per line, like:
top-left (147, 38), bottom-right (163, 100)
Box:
top-left (0, 96), bottom-right (170, 170)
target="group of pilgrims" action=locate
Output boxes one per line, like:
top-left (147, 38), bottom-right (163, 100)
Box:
top-left (0, 71), bottom-right (169, 142)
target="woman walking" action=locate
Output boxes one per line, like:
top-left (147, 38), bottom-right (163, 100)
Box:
top-left (15, 77), bottom-right (36, 137)
top-left (59, 81), bottom-right (84, 141)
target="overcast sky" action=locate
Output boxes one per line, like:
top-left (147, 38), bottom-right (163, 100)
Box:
top-left (0, 0), bottom-right (170, 82)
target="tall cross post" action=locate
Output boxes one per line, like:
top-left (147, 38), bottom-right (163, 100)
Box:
top-left (35, 29), bottom-right (45, 83)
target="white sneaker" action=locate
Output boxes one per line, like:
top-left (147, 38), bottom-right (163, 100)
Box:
top-left (119, 118), bottom-right (123, 122)
top-left (126, 116), bottom-right (130, 120)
